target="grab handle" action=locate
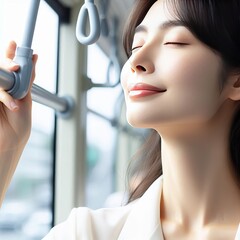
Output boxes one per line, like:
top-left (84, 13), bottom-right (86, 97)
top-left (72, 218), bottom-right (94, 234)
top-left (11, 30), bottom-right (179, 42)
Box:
top-left (76, 0), bottom-right (101, 45)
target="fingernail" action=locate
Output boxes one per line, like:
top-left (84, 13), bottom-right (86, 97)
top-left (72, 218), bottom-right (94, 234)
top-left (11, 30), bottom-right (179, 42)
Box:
top-left (10, 101), bottom-right (19, 111)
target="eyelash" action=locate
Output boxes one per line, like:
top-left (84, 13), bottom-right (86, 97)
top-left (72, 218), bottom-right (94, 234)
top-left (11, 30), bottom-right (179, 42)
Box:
top-left (131, 46), bottom-right (141, 52)
top-left (164, 42), bottom-right (189, 46)
top-left (131, 42), bottom-right (189, 53)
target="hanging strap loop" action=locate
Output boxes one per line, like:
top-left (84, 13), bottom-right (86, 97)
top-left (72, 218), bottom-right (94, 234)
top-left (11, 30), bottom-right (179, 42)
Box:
top-left (76, 0), bottom-right (101, 45)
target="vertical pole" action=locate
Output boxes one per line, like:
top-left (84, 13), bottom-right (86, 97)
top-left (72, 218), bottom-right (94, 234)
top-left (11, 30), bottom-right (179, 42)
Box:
top-left (55, 1), bottom-right (87, 224)
top-left (21, 0), bottom-right (41, 48)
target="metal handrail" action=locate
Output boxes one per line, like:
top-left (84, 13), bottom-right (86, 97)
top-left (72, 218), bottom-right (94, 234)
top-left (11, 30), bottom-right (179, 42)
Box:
top-left (0, 68), bottom-right (74, 117)
top-left (0, 0), bottom-right (74, 118)
top-left (31, 84), bottom-right (74, 118)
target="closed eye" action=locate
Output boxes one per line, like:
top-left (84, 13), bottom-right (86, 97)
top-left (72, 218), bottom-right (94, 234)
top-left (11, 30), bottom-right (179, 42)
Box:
top-left (131, 46), bottom-right (142, 52)
top-left (164, 42), bottom-right (189, 46)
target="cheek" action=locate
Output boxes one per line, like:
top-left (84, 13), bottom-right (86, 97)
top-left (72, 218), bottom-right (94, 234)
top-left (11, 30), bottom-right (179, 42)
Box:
top-left (167, 55), bottom-right (223, 124)
top-left (161, 50), bottom-right (222, 103)
top-left (161, 49), bottom-right (220, 87)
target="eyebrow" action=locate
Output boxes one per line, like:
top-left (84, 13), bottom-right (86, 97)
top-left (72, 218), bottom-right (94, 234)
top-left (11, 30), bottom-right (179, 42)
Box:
top-left (134, 20), bottom-right (185, 34)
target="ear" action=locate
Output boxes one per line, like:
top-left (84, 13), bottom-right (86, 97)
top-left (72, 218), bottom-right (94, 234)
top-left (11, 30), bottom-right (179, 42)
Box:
top-left (227, 75), bottom-right (240, 101)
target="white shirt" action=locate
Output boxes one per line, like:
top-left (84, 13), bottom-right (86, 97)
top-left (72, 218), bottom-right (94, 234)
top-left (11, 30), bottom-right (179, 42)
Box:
top-left (43, 177), bottom-right (240, 240)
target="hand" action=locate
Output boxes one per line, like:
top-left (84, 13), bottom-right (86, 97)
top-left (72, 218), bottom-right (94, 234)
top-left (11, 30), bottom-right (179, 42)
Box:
top-left (0, 41), bottom-right (38, 151)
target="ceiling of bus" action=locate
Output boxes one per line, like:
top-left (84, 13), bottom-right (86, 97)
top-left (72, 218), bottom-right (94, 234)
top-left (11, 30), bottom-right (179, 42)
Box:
top-left (57, 0), bottom-right (135, 64)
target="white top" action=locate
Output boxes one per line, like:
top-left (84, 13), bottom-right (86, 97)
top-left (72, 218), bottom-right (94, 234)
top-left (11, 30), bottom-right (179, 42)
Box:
top-left (43, 177), bottom-right (240, 240)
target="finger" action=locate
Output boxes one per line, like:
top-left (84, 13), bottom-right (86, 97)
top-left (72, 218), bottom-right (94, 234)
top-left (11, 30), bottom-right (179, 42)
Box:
top-left (0, 41), bottom-right (19, 71)
top-left (0, 58), bottom-right (19, 72)
top-left (5, 41), bottom-right (17, 60)
top-left (32, 54), bottom-right (38, 77)
top-left (32, 53), bottom-right (38, 64)
top-left (0, 89), bottom-right (19, 112)
top-left (4, 59), bottom-right (19, 71)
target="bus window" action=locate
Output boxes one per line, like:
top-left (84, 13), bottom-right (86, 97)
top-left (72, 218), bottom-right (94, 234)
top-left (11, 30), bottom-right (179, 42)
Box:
top-left (86, 44), bottom-right (123, 208)
top-left (86, 43), bottom-right (150, 209)
top-left (0, 1), bottom-right (58, 239)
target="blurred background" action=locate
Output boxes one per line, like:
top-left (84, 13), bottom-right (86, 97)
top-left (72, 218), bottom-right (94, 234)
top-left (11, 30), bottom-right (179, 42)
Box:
top-left (0, 0), bottom-right (149, 239)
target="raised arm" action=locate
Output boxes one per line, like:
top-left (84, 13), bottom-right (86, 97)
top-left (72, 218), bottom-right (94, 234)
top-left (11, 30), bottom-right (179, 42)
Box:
top-left (0, 41), bottom-right (37, 206)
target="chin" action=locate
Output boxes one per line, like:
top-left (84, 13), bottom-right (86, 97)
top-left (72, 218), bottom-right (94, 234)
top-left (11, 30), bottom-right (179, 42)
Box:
top-left (126, 112), bottom-right (156, 129)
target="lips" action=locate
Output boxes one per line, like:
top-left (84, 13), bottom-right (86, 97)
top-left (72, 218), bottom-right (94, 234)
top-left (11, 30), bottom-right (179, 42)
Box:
top-left (128, 83), bottom-right (166, 99)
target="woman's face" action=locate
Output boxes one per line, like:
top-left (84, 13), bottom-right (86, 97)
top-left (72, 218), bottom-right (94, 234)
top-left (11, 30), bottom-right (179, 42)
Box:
top-left (121, 0), bottom-right (229, 130)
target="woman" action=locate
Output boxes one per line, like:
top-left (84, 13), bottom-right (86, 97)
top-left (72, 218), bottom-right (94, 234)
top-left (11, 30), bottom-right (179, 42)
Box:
top-left (0, 0), bottom-right (240, 239)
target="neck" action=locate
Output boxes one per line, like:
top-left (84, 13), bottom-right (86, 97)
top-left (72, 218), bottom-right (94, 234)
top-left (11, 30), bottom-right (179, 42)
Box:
top-left (158, 101), bottom-right (240, 228)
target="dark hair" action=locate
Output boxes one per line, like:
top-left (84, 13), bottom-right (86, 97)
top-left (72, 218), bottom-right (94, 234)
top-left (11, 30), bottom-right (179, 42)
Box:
top-left (123, 0), bottom-right (240, 202)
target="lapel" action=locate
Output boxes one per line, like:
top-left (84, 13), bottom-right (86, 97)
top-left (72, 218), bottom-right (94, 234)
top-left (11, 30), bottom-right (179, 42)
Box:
top-left (117, 176), bottom-right (240, 240)
top-left (118, 177), bottom-right (164, 240)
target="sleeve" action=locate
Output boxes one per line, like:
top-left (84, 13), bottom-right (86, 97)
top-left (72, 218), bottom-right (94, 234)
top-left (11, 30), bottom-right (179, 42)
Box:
top-left (42, 206), bottom-right (131, 240)
top-left (42, 208), bottom-right (93, 240)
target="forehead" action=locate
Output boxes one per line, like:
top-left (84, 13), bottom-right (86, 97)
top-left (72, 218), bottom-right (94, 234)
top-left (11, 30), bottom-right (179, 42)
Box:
top-left (140, 0), bottom-right (176, 27)
top-left (135, 0), bottom-right (184, 34)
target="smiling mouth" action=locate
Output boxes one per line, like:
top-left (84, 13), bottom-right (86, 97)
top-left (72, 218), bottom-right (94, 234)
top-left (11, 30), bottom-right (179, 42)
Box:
top-left (128, 83), bottom-right (166, 99)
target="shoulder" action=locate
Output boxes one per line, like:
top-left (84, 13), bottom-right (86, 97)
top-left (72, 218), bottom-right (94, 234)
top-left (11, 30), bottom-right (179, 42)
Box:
top-left (42, 203), bottom-right (135, 240)
top-left (43, 176), bottom-right (164, 240)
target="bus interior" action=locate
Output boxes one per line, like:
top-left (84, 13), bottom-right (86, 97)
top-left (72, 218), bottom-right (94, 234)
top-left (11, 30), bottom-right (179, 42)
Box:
top-left (0, 0), bottom-right (149, 239)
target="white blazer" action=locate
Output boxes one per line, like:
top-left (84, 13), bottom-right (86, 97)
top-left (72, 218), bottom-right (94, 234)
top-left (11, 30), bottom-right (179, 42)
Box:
top-left (43, 177), bottom-right (240, 240)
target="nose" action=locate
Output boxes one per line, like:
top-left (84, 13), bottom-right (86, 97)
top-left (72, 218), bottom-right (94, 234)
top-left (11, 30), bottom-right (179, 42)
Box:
top-left (129, 47), bottom-right (155, 74)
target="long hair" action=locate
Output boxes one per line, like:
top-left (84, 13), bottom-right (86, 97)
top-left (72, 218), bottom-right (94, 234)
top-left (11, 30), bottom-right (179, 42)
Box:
top-left (123, 0), bottom-right (240, 202)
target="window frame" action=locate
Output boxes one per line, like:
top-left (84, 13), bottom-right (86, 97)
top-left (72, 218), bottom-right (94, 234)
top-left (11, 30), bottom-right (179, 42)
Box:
top-left (45, 0), bottom-right (71, 23)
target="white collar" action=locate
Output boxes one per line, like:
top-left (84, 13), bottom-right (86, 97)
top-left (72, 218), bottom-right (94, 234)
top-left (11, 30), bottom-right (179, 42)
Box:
top-left (117, 176), bottom-right (240, 240)
top-left (118, 177), bottom-right (164, 240)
